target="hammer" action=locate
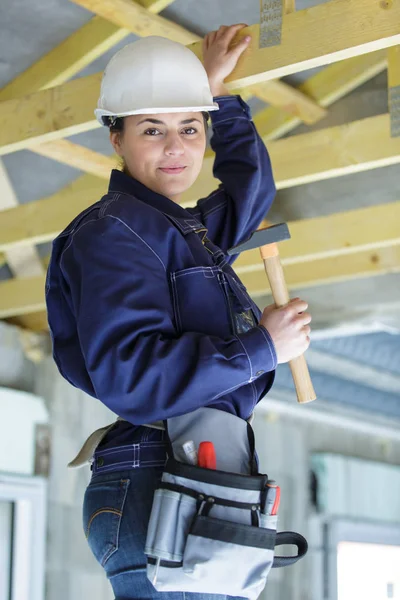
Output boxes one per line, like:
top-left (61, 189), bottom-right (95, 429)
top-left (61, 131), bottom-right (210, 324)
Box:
top-left (228, 223), bottom-right (316, 404)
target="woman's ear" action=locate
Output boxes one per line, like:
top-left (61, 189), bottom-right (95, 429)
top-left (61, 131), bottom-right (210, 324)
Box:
top-left (109, 131), bottom-right (124, 157)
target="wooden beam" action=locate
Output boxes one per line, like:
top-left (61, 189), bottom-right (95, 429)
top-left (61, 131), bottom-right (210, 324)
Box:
top-left (269, 113), bottom-right (400, 189)
top-left (2, 242), bottom-right (399, 319)
top-left (136, 0), bottom-right (180, 10)
top-left (188, 0), bottom-right (399, 88)
top-left (0, 275), bottom-right (47, 318)
top-left (233, 202), bottom-right (400, 273)
top-left (239, 246), bottom-right (400, 296)
top-left (1, 114), bottom-right (399, 250)
top-left (253, 49), bottom-right (388, 140)
top-left (180, 113), bottom-right (400, 203)
top-left (283, 0), bottom-right (296, 14)
top-left (0, 17), bottom-right (129, 101)
top-left (388, 45), bottom-right (400, 137)
top-left (33, 140), bottom-right (116, 179)
top-left (0, 174), bottom-right (106, 250)
top-left (0, 0), bottom-right (179, 99)
top-left (248, 79), bottom-right (327, 125)
top-left (69, 0), bottom-right (201, 45)
top-left (0, 73), bottom-right (102, 155)
top-left (2, 0), bottom-right (398, 153)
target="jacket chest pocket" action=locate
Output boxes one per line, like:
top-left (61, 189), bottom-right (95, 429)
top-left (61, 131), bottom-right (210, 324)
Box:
top-left (170, 266), bottom-right (259, 338)
top-left (219, 269), bottom-right (259, 335)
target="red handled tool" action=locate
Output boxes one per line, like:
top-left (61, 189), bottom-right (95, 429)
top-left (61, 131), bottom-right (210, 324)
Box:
top-left (198, 441), bottom-right (217, 469)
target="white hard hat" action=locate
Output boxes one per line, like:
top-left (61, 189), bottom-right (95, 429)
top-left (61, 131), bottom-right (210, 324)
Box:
top-left (95, 36), bottom-right (219, 125)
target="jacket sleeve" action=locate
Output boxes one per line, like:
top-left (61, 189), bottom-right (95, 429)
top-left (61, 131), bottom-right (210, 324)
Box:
top-left (61, 215), bottom-right (277, 425)
top-left (187, 95), bottom-right (276, 262)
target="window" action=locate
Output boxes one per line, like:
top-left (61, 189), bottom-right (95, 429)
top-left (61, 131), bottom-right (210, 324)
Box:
top-left (337, 541), bottom-right (400, 599)
top-left (0, 474), bottom-right (47, 600)
top-left (327, 519), bottom-right (400, 600)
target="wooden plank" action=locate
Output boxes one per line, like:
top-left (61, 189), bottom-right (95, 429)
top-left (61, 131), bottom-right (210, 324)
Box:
top-left (6, 312), bottom-right (49, 333)
top-left (0, 275), bottom-right (47, 318)
top-left (0, 174), bottom-right (106, 250)
top-left (2, 0), bottom-right (398, 153)
top-left (188, 0), bottom-right (400, 89)
top-left (0, 17), bottom-right (130, 101)
top-left (0, 0), bottom-right (179, 101)
top-left (248, 79), bottom-right (327, 125)
top-left (240, 246), bottom-right (400, 296)
top-left (137, 0), bottom-right (180, 11)
top-left (253, 49), bottom-right (388, 140)
top-left (388, 45), bottom-right (400, 137)
top-left (284, 0), bottom-right (296, 14)
top-left (180, 113), bottom-right (400, 203)
top-left (269, 113), bottom-right (400, 189)
top-left (33, 140), bottom-right (116, 179)
top-left (388, 45), bottom-right (400, 87)
top-left (1, 114), bottom-right (399, 250)
top-left (2, 242), bottom-right (400, 319)
top-left (69, 0), bottom-right (201, 45)
top-left (233, 201), bottom-right (400, 272)
top-left (0, 73), bottom-right (102, 155)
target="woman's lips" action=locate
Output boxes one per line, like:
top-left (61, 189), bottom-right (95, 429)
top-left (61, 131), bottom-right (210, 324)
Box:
top-left (159, 167), bottom-right (186, 174)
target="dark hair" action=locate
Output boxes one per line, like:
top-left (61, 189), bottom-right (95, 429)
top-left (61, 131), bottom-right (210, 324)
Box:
top-left (105, 112), bottom-right (210, 134)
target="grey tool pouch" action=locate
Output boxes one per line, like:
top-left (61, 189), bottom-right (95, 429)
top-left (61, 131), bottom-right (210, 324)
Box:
top-left (144, 408), bottom-right (307, 599)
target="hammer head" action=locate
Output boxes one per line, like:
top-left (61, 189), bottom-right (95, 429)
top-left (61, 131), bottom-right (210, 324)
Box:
top-left (227, 223), bottom-right (290, 255)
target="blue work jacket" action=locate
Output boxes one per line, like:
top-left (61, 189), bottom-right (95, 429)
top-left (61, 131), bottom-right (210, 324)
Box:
top-left (46, 95), bottom-right (277, 441)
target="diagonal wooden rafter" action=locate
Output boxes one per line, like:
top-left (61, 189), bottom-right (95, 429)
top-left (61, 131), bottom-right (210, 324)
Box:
top-left (0, 17), bottom-right (130, 102)
top-left (0, 113), bottom-right (399, 252)
top-left (2, 0), bottom-right (399, 155)
top-left (33, 140), bottom-right (117, 179)
top-left (0, 0), bottom-right (178, 102)
top-left (1, 205), bottom-right (399, 319)
top-left (253, 49), bottom-right (388, 140)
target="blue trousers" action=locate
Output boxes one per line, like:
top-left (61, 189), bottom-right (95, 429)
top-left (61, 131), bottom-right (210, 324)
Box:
top-left (83, 466), bottom-right (245, 599)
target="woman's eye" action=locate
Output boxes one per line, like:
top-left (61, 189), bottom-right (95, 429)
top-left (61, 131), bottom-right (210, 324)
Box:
top-left (144, 128), bottom-right (161, 136)
top-left (182, 127), bottom-right (197, 135)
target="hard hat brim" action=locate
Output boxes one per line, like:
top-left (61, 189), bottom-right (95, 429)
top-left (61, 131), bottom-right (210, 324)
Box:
top-left (95, 102), bottom-right (219, 126)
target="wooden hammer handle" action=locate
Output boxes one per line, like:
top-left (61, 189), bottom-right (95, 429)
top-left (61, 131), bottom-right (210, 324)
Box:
top-left (261, 245), bottom-right (316, 404)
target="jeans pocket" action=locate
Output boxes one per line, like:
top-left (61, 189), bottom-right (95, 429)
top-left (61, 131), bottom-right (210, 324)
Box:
top-left (83, 477), bottom-right (130, 566)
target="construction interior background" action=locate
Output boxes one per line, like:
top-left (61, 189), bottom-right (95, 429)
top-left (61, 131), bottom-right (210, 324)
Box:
top-left (0, 0), bottom-right (400, 599)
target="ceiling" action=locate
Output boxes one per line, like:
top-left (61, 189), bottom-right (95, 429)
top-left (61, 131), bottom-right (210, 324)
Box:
top-left (0, 0), bottom-right (399, 422)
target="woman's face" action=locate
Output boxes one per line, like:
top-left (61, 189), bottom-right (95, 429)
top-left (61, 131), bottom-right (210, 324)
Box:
top-left (110, 112), bottom-right (207, 203)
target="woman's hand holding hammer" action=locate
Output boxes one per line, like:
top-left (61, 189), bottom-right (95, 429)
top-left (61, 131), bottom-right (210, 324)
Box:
top-left (260, 299), bottom-right (312, 364)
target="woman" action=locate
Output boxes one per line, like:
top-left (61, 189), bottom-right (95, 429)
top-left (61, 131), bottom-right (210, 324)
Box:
top-left (46, 24), bottom-right (311, 600)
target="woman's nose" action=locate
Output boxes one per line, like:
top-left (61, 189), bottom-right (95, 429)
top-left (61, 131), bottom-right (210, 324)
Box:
top-left (164, 134), bottom-right (185, 155)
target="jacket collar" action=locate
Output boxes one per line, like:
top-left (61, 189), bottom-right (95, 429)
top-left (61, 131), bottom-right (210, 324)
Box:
top-left (108, 169), bottom-right (203, 235)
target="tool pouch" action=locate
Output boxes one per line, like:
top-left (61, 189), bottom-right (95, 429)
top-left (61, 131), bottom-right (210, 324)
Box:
top-left (145, 407), bottom-right (307, 599)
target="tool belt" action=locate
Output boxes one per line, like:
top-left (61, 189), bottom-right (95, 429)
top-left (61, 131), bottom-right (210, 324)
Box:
top-left (144, 407), bottom-right (307, 599)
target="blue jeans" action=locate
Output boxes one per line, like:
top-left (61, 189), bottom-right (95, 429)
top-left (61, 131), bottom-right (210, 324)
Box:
top-left (83, 466), bottom-right (245, 599)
